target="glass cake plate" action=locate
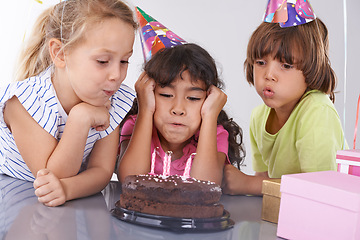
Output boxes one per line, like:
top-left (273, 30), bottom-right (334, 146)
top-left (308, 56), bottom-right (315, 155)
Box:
top-left (111, 201), bottom-right (234, 232)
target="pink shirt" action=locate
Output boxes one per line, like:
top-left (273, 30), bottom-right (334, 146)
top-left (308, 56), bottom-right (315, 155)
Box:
top-left (120, 115), bottom-right (229, 176)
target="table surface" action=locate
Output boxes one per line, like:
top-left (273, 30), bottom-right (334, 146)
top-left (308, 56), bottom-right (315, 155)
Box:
top-left (0, 174), bottom-right (281, 240)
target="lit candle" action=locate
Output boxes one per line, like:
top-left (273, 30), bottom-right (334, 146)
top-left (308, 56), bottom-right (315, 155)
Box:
top-left (183, 153), bottom-right (196, 178)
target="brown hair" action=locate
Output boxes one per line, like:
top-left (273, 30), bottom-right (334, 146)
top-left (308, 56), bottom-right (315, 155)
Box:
top-left (244, 18), bottom-right (337, 102)
top-left (15, 0), bottom-right (137, 82)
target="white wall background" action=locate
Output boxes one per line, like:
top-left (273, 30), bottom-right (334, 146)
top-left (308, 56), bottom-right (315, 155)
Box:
top-left (1, 0), bottom-right (359, 175)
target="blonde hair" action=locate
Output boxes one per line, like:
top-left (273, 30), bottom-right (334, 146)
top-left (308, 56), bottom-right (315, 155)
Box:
top-left (15, 0), bottom-right (137, 82)
top-left (244, 18), bottom-right (337, 102)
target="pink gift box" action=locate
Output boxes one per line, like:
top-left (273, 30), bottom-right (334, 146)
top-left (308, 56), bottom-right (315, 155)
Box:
top-left (277, 171), bottom-right (360, 240)
top-left (336, 149), bottom-right (360, 176)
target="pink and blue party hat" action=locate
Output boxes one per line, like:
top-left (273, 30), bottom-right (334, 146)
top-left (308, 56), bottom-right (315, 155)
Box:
top-left (263, 0), bottom-right (316, 27)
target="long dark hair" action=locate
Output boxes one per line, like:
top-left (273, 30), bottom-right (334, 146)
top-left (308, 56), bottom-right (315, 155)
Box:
top-left (121, 43), bottom-right (245, 168)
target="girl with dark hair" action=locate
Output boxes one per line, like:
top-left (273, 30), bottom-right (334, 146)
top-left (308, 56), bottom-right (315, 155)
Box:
top-left (118, 43), bottom-right (245, 185)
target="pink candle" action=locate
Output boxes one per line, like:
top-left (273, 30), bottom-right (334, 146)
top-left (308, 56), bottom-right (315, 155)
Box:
top-left (163, 151), bottom-right (172, 176)
top-left (149, 147), bottom-right (158, 175)
top-left (183, 153), bottom-right (196, 178)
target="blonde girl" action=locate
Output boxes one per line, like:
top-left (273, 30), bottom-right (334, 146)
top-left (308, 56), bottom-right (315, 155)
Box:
top-left (0, 0), bottom-right (137, 206)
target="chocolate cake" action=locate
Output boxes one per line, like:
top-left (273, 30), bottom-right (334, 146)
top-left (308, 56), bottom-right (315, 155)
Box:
top-left (119, 174), bottom-right (224, 218)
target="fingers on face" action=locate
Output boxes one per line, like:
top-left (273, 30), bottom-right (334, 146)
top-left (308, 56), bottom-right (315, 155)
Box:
top-left (137, 72), bottom-right (148, 83)
top-left (139, 72), bottom-right (155, 85)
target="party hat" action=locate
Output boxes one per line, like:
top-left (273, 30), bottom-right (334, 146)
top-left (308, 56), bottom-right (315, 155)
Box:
top-left (263, 0), bottom-right (316, 28)
top-left (135, 7), bottom-right (187, 62)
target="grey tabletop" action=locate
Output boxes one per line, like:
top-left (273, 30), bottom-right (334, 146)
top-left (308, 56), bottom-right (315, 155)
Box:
top-left (0, 174), bottom-right (280, 240)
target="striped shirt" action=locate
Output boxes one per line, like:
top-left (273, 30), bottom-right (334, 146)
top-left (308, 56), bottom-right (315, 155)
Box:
top-left (0, 67), bottom-right (135, 181)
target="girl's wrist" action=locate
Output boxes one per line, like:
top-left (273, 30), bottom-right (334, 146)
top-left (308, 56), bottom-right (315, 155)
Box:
top-left (59, 178), bottom-right (69, 202)
top-left (137, 108), bottom-right (155, 118)
top-left (67, 109), bottom-right (93, 131)
top-left (201, 112), bottom-right (220, 123)
top-left (68, 104), bottom-right (92, 127)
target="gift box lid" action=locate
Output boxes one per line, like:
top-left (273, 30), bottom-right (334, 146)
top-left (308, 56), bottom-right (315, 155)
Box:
top-left (336, 149), bottom-right (360, 162)
top-left (262, 178), bottom-right (281, 197)
top-left (280, 171), bottom-right (360, 212)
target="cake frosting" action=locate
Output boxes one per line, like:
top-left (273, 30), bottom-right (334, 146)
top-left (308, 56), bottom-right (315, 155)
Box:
top-left (119, 174), bottom-right (224, 218)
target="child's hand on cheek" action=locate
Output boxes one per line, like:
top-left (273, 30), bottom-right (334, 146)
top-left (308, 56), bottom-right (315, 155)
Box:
top-left (33, 169), bottom-right (66, 207)
top-left (201, 85), bottom-right (227, 119)
top-left (135, 72), bottom-right (156, 115)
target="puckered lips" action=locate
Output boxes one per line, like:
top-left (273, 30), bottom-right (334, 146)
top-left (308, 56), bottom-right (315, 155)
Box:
top-left (104, 90), bottom-right (115, 97)
top-left (263, 86), bottom-right (274, 98)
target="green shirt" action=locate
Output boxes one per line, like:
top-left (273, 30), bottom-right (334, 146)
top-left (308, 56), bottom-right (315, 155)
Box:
top-left (250, 90), bottom-right (346, 178)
